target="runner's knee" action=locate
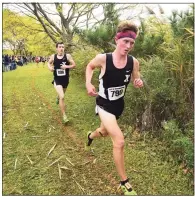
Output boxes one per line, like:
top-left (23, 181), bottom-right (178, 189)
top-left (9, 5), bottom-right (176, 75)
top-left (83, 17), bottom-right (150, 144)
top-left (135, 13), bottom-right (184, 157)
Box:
top-left (59, 95), bottom-right (64, 100)
top-left (113, 137), bottom-right (125, 148)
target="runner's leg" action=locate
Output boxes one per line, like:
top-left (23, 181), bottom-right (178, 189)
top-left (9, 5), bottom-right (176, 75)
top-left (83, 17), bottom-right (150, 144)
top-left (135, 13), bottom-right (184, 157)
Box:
top-left (86, 122), bottom-right (108, 146)
top-left (54, 82), bottom-right (66, 116)
top-left (90, 122), bottom-right (108, 138)
top-left (97, 106), bottom-right (128, 182)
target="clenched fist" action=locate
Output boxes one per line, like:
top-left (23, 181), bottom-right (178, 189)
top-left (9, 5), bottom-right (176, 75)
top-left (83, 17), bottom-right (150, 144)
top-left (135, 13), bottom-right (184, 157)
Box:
top-left (133, 78), bottom-right (143, 88)
top-left (86, 82), bottom-right (98, 97)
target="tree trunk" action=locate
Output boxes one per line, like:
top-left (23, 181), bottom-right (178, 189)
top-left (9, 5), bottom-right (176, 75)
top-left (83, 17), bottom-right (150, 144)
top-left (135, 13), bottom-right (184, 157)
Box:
top-left (141, 103), bottom-right (153, 132)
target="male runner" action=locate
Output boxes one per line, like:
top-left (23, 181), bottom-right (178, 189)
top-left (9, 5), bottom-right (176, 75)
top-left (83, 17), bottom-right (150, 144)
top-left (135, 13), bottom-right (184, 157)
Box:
top-left (85, 21), bottom-right (143, 195)
top-left (48, 42), bottom-right (76, 123)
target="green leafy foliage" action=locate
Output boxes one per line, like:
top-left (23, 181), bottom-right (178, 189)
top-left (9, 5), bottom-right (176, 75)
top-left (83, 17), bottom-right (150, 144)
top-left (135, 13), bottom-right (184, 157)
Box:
top-left (161, 120), bottom-right (194, 169)
top-left (3, 8), bottom-right (54, 56)
top-left (169, 6), bottom-right (194, 38)
top-left (84, 25), bottom-right (115, 53)
top-left (72, 45), bottom-right (100, 79)
top-left (132, 16), bottom-right (172, 57)
top-left (81, 4), bottom-right (119, 53)
top-left (172, 137), bottom-right (194, 169)
top-left (124, 56), bottom-right (177, 127)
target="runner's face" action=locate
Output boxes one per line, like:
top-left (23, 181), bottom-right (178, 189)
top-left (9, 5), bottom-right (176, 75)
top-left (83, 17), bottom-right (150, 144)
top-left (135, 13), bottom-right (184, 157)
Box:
top-left (57, 44), bottom-right (65, 55)
top-left (115, 37), bottom-right (135, 55)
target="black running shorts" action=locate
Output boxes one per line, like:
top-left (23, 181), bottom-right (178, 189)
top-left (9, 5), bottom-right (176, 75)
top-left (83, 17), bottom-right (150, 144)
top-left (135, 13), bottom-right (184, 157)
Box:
top-left (96, 95), bottom-right (124, 119)
top-left (52, 77), bottom-right (69, 89)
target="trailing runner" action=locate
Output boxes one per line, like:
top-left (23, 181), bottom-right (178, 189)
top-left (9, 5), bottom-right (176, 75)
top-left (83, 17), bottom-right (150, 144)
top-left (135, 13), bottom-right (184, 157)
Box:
top-left (48, 42), bottom-right (76, 123)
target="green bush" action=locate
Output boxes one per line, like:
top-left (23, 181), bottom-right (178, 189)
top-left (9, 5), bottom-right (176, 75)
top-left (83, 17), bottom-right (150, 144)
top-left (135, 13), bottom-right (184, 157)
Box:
top-left (123, 55), bottom-right (193, 131)
top-left (161, 120), bottom-right (194, 169)
top-left (172, 137), bottom-right (194, 169)
top-left (161, 120), bottom-right (183, 141)
top-left (124, 55), bottom-right (178, 129)
top-left (72, 46), bottom-right (100, 80)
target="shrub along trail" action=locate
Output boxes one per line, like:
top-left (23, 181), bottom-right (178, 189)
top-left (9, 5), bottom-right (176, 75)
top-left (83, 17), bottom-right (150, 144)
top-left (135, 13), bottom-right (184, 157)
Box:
top-left (3, 64), bottom-right (193, 195)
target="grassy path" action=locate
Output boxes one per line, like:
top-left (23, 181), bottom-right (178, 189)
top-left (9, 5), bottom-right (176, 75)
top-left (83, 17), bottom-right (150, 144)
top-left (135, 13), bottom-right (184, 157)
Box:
top-left (2, 64), bottom-right (194, 195)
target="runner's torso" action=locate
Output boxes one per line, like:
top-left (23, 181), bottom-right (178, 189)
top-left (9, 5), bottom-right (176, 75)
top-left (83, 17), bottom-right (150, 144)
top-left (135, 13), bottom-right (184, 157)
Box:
top-left (53, 54), bottom-right (70, 78)
top-left (98, 53), bottom-right (133, 101)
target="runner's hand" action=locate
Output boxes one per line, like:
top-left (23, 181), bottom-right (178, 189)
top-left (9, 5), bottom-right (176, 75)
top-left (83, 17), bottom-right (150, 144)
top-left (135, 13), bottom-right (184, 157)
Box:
top-left (133, 78), bottom-right (143, 88)
top-left (60, 65), bottom-right (70, 69)
top-left (49, 66), bottom-right (54, 72)
top-left (86, 83), bottom-right (98, 97)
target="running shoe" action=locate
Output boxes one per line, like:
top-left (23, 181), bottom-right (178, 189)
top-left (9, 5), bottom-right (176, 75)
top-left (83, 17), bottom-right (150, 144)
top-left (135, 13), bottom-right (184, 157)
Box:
top-left (56, 97), bottom-right (59, 105)
top-left (120, 182), bottom-right (137, 195)
top-left (63, 114), bottom-right (69, 124)
top-left (85, 131), bottom-right (93, 151)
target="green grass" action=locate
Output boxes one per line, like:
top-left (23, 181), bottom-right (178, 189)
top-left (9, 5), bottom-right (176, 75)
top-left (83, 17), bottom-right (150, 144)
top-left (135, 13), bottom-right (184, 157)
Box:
top-left (3, 63), bottom-right (194, 195)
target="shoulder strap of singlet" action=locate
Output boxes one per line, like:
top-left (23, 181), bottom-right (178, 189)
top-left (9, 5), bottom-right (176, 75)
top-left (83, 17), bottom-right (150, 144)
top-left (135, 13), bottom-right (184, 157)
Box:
top-left (106, 53), bottom-right (113, 69)
top-left (63, 53), bottom-right (69, 64)
top-left (53, 54), bottom-right (57, 64)
top-left (127, 55), bottom-right (134, 71)
top-left (63, 53), bottom-right (66, 59)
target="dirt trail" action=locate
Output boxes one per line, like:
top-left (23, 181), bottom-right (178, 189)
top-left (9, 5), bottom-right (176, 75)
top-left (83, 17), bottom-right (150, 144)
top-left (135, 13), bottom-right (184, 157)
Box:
top-left (30, 70), bottom-right (120, 195)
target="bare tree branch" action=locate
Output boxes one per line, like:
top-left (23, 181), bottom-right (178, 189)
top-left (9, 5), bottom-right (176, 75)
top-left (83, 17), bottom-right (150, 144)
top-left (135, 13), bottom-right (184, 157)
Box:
top-left (67, 3), bottom-right (76, 23)
top-left (37, 3), bottom-right (62, 35)
top-left (65, 3), bottom-right (75, 20)
top-left (145, 5), bottom-right (156, 15)
top-left (71, 4), bottom-right (102, 28)
top-left (31, 3), bottom-right (57, 43)
top-left (40, 9), bottom-right (60, 16)
top-left (13, 4), bottom-right (39, 21)
top-left (23, 3), bottom-right (34, 13)
top-left (55, 3), bottom-right (70, 34)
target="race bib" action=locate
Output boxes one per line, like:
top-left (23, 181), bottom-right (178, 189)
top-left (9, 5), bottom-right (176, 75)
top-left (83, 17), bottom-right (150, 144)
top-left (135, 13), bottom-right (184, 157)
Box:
top-left (107, 85), bottom-right (125, 101)
top-left (56, 69), bottom-right (66, 76)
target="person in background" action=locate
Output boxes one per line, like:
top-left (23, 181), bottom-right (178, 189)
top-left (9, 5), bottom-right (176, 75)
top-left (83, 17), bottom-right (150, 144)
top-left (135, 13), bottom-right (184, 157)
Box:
top-left (48, 42), bottom-right (76, 123)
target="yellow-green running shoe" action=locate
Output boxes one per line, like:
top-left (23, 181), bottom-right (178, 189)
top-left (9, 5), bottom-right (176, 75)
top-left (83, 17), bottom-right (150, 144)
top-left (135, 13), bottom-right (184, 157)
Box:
top-left (120, 182), bottom-right (137, 196)
top-left (56, 97), bottom-right (59, 105)
top-left (63, 114), bottom-right (69, 124)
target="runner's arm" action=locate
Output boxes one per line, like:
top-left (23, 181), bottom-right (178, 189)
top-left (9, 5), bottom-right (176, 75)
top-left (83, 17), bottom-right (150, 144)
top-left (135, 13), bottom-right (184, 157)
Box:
top-left (131, 58), bottom-right (143, 88)
top-left (86, 54), bottom-right (104, 84)
top-left (66, 54), bottom-right (76, 69)
top-left (85, 54), bottom-right (105, 96)
top-left (48, 55), bottom-right (54, 71)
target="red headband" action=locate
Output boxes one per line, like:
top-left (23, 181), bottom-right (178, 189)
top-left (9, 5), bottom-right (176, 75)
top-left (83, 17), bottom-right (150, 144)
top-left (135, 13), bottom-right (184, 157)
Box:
top-left (115, 30), bottom-right (137, 40)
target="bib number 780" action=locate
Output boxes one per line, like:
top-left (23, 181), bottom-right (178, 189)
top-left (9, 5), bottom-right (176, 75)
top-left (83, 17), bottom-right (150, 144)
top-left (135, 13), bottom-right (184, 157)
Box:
top-left (108, 85), bottom-right (125, 101)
